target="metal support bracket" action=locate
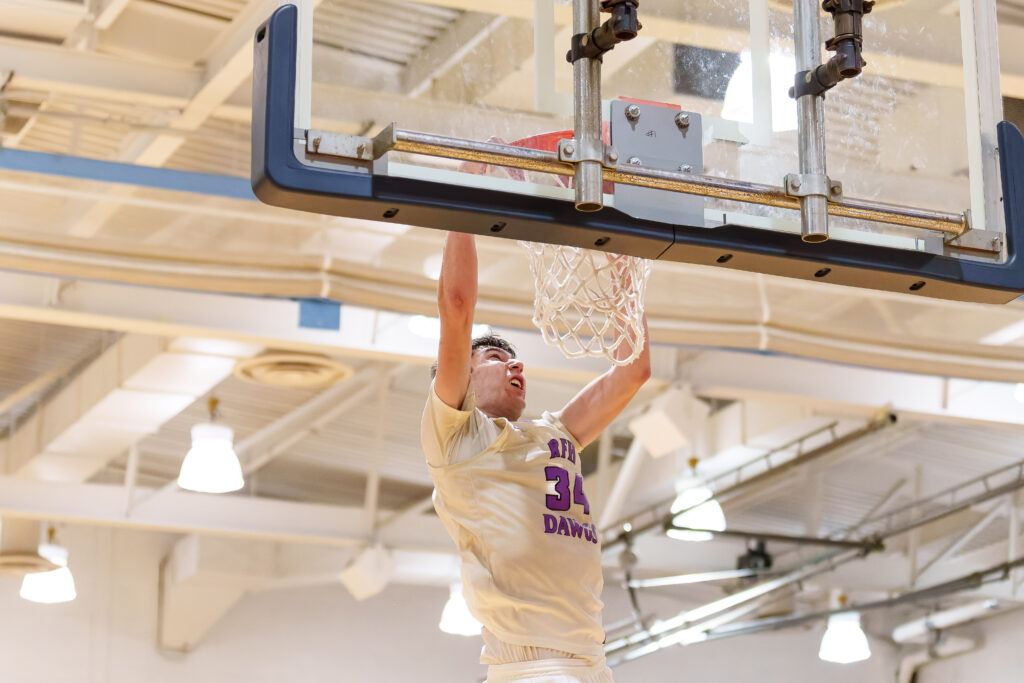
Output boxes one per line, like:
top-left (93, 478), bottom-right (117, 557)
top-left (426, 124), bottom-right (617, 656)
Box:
top-left (785, 173), bottom-right (843, 202)
top-left (307, 125), bottom-right (397, 161)
top-left (945, 227), bottom-right (1004, 253)
top-left (307, 130), bottom-right (374, 161)
top-left (558, 137), bottom-right (619, 167)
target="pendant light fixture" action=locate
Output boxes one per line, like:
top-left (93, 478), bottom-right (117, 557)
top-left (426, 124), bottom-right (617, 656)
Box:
top-left (177, 397), bottom-right (244, 493)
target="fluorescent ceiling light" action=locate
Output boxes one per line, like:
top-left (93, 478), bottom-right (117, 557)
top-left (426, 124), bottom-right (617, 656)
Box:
top-left (177, 423), bottom-right (245, 493)
top-left (439, 582), bottom-right (482, 636)
top-left (819, 612), bottom-right (871, 664)
top-left (20, 543), bottom-right (76, 604)
top-left (667, 486), bottom-right (726, 542)
top-left (721, 51), bottom-right (798, 132)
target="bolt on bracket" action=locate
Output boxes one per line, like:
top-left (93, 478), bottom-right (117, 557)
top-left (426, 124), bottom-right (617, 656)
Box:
top-left (944, 218), bottom-right (1004, 253)
top-left (307, 125), bottom-right (397, 161)
top-left (785, 173), bottom-right (843, 202)
top-left (558, 137), bottom-right (620, 168)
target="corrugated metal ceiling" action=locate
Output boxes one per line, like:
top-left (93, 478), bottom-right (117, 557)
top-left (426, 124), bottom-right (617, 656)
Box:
top-left (314, 0), bottom-right (463, 66)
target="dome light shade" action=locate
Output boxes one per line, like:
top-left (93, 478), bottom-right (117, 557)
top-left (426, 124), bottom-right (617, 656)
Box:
top-left (819, 612), bottom-right (871, 664)
top-left (667, 487), bottom-right (726, 542)
top-left (20, 543), bottom-right (76, 604)
top-left (439, 582), bottom-right (482, 636)
top-left (177, 423), bottom-right (244, 493)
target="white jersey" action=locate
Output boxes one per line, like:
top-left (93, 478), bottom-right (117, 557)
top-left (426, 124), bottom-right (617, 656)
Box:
top-left (421, 383), bottom-right (605, 657)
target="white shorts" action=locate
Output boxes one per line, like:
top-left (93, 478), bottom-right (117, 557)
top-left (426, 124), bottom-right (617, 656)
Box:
top-left (485, 657), bottom-right (614, 683)
top-left (481, 631), bottom-right (613, 683)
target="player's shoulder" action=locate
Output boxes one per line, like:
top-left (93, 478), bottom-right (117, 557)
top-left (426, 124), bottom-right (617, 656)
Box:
top-left (513, 411), bottom-right (560, 435)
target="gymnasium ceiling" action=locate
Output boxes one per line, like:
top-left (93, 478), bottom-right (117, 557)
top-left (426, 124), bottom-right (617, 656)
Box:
top-left (1, 0), bottom-right (1024, 657)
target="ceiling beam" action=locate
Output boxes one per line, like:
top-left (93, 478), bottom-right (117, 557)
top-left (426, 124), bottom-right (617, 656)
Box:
top-left (0, 270), bottom-right (611, 383)
top-left (0, 474), bottom-right (453, 551)
top-left (402, 11), bottom-right (508, 97)
top-left (137, 364), bottom-right (403, 510)
top-left (7, 2), bottom-right (1024, 120)
top-left (158, 535), bottom-right (463, 650)
top-left (1, 334), bottom-right (242, 483)
top-left (688, 350), bottom-right (1024, 429)
top-left (0, 35), bottom-right (201, 107)
top-left (413, 0), bottom-right (1024, 97)
top-left (0, 0), bottom-right (89, 41)
top-left (66, 0), bottom-right (327, 238)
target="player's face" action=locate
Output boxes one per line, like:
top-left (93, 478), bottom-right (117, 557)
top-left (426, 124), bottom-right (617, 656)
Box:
top-left (470, 346), bottom-right (526, 421)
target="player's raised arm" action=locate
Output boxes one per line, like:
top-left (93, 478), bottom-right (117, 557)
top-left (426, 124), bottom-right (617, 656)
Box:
top-left (434, 232), bottom-right (478, 409)
top-left (558, 315), bottom-right (651, 448)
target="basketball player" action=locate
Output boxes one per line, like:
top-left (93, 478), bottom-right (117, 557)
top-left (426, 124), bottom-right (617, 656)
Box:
top-left (421, 232), bottom-right (650, 682)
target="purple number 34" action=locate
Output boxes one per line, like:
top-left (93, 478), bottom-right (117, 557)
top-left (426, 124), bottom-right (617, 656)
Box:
top-left (544, 466), bottom-right (590, 515)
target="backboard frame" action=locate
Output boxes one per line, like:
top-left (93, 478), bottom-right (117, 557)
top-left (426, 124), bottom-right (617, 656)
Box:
top-left (252, 4), bottom-right (1024, 304)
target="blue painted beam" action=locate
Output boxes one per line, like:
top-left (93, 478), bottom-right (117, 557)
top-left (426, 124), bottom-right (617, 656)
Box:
top-left (0, 148), bottom-right (256, 201)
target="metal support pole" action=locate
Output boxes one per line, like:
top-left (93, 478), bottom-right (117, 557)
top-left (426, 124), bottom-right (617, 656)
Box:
top-left (123, 443), bottom-right (140, 517)
top-left (702, 554), bottom-right (1024, 642)
top-left (349, 128), bottom-right (973, 236)
top-left (605, 546), bottom-right (866, 656)
top-left (794, 0), bottom-right (829, 242)
top-left (908, 464), bottom-right (922, 587)
top-left (607, 457), bottom-right (1024, 661)
top-left (1011, 491), bottom-right (1021, 596)
top-left (959, 0), bottom-right (1004, 235)
top-left (363, 369), bottom-right (388, 536)
top-left (572, 0), bottom-right (604, 212)
top-left (663, 524), bottom-right (882, 552)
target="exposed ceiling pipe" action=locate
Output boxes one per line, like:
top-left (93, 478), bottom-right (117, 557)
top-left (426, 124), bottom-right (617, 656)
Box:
top-left (892, 599), bottom-right (1003, 644)
top-left (607, 456), bottom-right (1024, 663)
top-left (603, 413), bottom-right (897, 551)
top-left (701, 555), bottom-right (1024, 643)
top-left (605, 546), bottom-right (869, 659)
top-left (897, 636), bottom-right (976, 683)
top-left (3, 237), bottom-right (1024, 381)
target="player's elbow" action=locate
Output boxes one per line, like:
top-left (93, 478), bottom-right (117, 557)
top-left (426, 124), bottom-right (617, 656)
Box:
top-left (438, 287), bottom-right (475, 319)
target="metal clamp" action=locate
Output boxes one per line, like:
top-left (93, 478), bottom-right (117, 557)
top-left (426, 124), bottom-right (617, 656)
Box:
top-left (307, 124), bottom-right (397, 161)
top-left (944, 220), bottom-right (1004, 253)
top-left (785, 173), bottom-right (843, 202)
top-left (558, 138), bottom-right (620, 168)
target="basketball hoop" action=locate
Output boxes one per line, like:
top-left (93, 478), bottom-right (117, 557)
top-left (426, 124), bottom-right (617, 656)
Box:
top-left (461, 130), bottom-right (650, 366)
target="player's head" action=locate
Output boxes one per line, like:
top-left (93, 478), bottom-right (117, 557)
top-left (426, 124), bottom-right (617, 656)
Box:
top-left (431, 334), bottom-right (525, 420)
top-left (468, 335), bottom-right (525, 420)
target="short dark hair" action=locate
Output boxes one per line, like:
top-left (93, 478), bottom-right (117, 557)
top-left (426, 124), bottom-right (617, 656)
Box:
top-left (430, 334), bottom-right (517, 379)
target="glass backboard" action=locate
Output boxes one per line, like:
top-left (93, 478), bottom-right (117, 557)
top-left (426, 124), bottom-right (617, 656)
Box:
top-left (250, 0), bottom-right (1024, 303)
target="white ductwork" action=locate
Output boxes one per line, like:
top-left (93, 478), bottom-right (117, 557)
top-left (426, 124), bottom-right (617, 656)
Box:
top-left (892, 599), bottom-right (1003, 644)
top-left (897, 635), bottom-right (976, 683)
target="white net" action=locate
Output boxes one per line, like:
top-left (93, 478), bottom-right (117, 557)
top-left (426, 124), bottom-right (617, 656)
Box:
top-left (520, 242), bottom-right (650, 366)
top-left (458, 132), bottom-right (651, 365)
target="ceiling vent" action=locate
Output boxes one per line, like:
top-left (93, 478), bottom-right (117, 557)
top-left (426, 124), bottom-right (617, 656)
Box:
top-left (233, 352), bottom-right (353, 388)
